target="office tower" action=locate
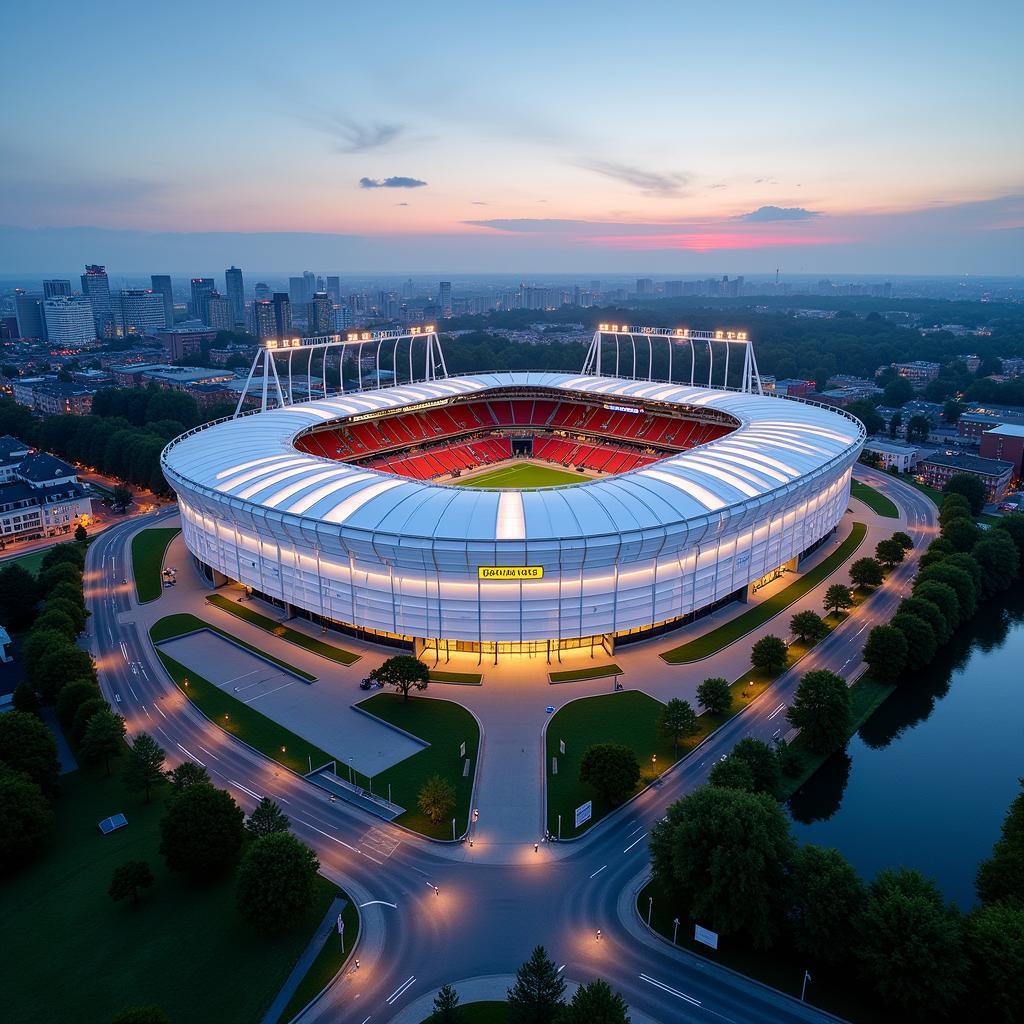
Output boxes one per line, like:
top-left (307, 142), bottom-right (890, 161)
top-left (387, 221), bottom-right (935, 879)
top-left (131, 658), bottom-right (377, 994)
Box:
top-left (43, 295), bottom-right (95, 345)
top-left (664, 280), bottom-right (683, 297)
top-left (438, 281), bottom-right (452, 319)
top-left (307, 292), bottom-right (332, 335)
top-left (254, 281), bottom-right (271, 302)
top-left (289, 276), bottom-right (306, 305)
top-left (636, 278), bottom-right (653, 295)
top-left (303, 271), bottom-right (316, 302)
top-left (225, 266), bottom-right (245, 326)
top-left (14, 290), bottom-right (46, 339)
top-left (326, 276), bottom-right (341, 303)
top-left (205, 292), bottom-right (234, 331)
top-left (272, 293), bottom-right (292, 337)
top-left (250, 299), bottom-right (276, 341)
top-left (332, 304), bottom-right (353, 331)
top-left (190, 277), bottom-right (216, 320)
top-left (43, 279), bottom-right (72, 299)
top-left (117, 289), bottom-right (166, 336)
top-left (150, 274), bottom-right (174, 328)
top-left (81, 265), bottom-right (114, 337)
top-left (316, 275), bottom-right (326, 292)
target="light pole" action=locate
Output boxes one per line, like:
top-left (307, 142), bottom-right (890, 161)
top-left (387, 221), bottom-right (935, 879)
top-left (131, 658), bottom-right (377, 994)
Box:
top-left (800, 970), bottom-right (812, 1001)
top-left (557, 813), bottom-right (562, 840)
top-left (651, 753), bottom-right (657, 777)
top-left (348, 757), bottom-right (354, 786)
top-left (672, 917), bottom-right (680, 944)
top-left (647, 895), bottom-right (653, 927)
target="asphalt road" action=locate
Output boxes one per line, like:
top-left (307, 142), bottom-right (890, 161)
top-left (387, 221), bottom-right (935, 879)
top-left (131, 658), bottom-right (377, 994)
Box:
top-left (86, 467), bottom-right (935, 1024)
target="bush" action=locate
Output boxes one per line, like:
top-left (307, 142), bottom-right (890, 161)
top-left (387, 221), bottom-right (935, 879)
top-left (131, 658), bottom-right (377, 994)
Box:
top-left (579, 743), bottom-right (640, 805)
top-left (109, 860), bottom-right (155, 905)
top-left (417, 774), bottom-right (456, 825)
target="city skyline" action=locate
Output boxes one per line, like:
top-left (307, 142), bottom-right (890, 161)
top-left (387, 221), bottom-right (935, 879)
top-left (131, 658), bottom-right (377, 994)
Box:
top-left (2, 0), bottom-right (1021, 274)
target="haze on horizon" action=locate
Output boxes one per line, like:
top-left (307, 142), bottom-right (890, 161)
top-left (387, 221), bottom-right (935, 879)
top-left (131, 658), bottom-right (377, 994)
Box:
top-left (2, 0), bottom-right (1021, 276)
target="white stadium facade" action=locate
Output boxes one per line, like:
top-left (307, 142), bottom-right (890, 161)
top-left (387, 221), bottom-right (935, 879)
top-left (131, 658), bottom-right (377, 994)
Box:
top-left (161, 326), bottom-right (864, 660)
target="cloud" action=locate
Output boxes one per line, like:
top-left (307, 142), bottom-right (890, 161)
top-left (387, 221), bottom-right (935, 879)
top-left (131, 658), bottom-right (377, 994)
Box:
top-left (302, 113), bottom-right (404, 153)
top-left (396, 202), bottom-right (409, 206)
top-left (471, 201), bottom-right (488, 206)
top-left (737, 206), bottom-right (820, 222)
top-left (576, 159), bottom-right (690, 196)
top-left (359, 176), bottom-right (427, 189)
top-left (710, 183), bottom-right (727, 189)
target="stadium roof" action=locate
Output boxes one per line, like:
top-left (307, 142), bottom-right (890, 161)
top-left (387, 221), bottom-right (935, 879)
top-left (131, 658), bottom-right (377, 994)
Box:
top-left (163, 372), bottom-right (863, 544)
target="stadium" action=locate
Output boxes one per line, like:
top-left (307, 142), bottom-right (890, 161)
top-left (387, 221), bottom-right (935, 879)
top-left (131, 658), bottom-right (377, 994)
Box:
top-left (161, 326), bottom-right (864, 660)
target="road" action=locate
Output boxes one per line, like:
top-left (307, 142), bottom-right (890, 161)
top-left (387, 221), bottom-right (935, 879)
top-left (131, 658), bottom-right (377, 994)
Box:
top-left (86, 466), bottom-right (935, 1024)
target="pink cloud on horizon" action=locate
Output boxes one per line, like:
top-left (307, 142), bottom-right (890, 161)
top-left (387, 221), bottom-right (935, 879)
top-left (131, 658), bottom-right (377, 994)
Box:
top-left (585, 230), bottom-right (850, 252)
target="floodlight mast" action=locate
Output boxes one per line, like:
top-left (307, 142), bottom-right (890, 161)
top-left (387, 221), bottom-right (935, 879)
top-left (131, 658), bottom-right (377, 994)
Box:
top-left (581, 324), bottom-right (763, 395)
top-left (233, 325), bottom-right (447, 416)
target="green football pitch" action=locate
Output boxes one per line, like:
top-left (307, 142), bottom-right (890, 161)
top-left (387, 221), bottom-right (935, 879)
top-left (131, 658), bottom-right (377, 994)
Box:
top-left (455, 462), bottom-right (590, 489)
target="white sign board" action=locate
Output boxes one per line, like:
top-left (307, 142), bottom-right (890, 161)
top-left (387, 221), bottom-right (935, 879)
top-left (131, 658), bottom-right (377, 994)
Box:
top-left (336, 913), bottom-right (345, 935)
top-left (694, 924), bottom-right (718, 950)
top-left (574, 801), bottom-right (592, 828)
top-left (459, 740), bottom-right (466, 758)
top-left (559, 740), bottom-right (565, 755)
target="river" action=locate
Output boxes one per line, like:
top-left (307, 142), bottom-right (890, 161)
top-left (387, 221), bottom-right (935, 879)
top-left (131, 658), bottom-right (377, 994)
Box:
top-left (788, 587), bottom-right (1024, 908)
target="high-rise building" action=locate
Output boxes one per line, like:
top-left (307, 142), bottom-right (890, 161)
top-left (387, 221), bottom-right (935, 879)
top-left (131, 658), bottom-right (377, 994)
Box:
top-left (272, 293), bottom-right (292, 338)
top-left (190, 277), bottom-right (216, 320)
top-left (636, 278), bottom-right (653, 295)
top-left (250, 299), bottom-right (276, 341)
top-left (308, 292), bottom-right (332, 334)
top-left (81, 265), bottom-right (114, 337)
top-left (332, 304), bottom-right (353, 331)
top-left (225, 266), bottom-right (245, 326)
top-left (438, 281), bottom-right (452, 319)
top-left (289, 276), bottom-right (306, 305)
top-left (150, 274), bottom-right (174, 328)
top-left (14, 290), bottom-right (46, 339)
top-left (254, 281), bottom-right (271, 302)
top-left (117, 289), bottom-right (165, 336)
top-left (303, 271), bottom-right (316, 303)
top-left (43, 295), bottom-right (95, 345)
top-left (326, 276), bottom-right (341, 303)
top-left (43, 279), bottom-right (72, 299)
top-left (205, 292), bottom-right (234, 331)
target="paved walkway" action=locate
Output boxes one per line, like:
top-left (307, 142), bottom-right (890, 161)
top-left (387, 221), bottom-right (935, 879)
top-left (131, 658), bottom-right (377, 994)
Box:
top-left (41, 706), bottom-right (78, 774)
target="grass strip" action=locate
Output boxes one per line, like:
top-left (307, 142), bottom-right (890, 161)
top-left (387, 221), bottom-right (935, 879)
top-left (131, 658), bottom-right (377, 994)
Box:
top-left (276, 896), bottom-right (360, 1024)
top-left (206, 593), bottom-right (360, 665)
top-left (548, 663), bottom-right (623, 683)
top-left (151, 612), bottom-right (316, 682)
top-left (660, 522), bottom-right (866, 663)
top-left (355, 693), bottom-right (479, 839)
top-left (850, 479), bottom-right (899, 518)
top-left (418, 1004), bottom-right (509, 1024)
top-left (428, 669), bottom-right (483, 684)
top-left (131, 527), bottom-right (180, 603)
top-left (0, 547), bottom-right (48, 576)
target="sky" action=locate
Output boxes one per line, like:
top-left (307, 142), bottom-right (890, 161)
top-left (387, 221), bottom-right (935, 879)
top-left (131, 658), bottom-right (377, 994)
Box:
top-left (2, 0), bottom-right (1021, 275)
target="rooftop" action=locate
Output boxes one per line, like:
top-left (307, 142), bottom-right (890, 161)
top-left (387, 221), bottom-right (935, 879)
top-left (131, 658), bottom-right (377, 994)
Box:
top-left (919, 451), bottom-right (1014, 475)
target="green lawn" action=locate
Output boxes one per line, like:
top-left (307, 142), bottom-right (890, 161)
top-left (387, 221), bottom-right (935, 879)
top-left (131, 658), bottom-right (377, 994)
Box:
top-left (206, 593), bottom-right (360, 665)
top-left (0, 547), bottom-right (48, 576)
top-left (356, 692), bottom-right (480, 839)
top-left (850, 479), bottom-right (899, 518)
top-left (419, 1003), bottom-right (509, 1024)
top-left (549, 663), bottom-right (622, 683)
top-left (428, 668), bottom-right (483, 684)
top-left (0, 763), bottom-right (339, 1024)
top-left (661, 522), bottom-right (867, 663)
top-left (906, 476), bottom-right (944, 506)
top-left (456, 462), bottom-right (590, 488)
top-left (131, 527), bottom-right (181, 602)
top-left (276, 896), bottom-right (360, 1024)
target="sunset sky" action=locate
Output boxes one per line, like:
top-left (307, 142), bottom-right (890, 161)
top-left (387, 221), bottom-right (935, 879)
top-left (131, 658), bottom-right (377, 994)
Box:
top-left (3, 0), bottom-right (1021, 273)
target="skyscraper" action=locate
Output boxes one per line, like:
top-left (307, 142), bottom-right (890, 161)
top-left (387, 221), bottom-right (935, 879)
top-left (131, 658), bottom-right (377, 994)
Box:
top-left (303, 271), bottom-right (316, 303)
top-left (43, 279), bottom-right (72, 299)
top-left (250, 299), bottom-right (276, 341)
top-left (289, 276), bottom-right (306, 305)
top-left (190, 277), bottom-right (216, 320)
top-left (150, 274), bottom-right (174, 328)
top-left (635, 278), bottom-right (653, 295)
top-left (43, 295), bottom-right (95, 345)
top-left (81, 265), bottom-right (114, 337)
top-left (332, 304), bottom-right (353, 331)
top-left (326, 276), bottom-right (341, 304)
top-left (272, 293), bottom-right (292, 338)
top-left (205, 292), bottom-right (234, 331)
top-left (14, 290), bottom-right (46, 339)
top-left (438, 281), bottom-right (452, 319)
top-left (225, 266), bottom-right (245, 326)
top-left (254, 281), bottom-right (271, 302)
top-left (308, 292), bottom-right (332, 335)
top-left (117, 290), bottom-right (166, 336)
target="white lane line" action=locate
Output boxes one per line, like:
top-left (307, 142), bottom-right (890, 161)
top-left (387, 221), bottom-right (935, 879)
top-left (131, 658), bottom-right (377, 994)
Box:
top-left (623, 833), bottom-right (647, 853)
top-left (176, 743), bottom-right (205, 766)
top-left (141, 706), bottom-right (151, 718)
top-left (120, 641), bottom-right (129, 662)
top-left (767, 702), bottom-right (787, 721)
top-left (127, 683), bottom-right (139, 699)
top-left (292, 816), bottom-right (359, 854)
top-left (589, 864), bottom-right (607, 879)
top-left (232, 780), bottom-right (263, 801)
top-left (154, 703), bottom-right (167, 719)
top-left (386, 976), bottom-right (416, 1004)
top-left (639, 974), bottom-right (701, 1005)
top-left (557, 964), bottom-right (566, 973)
top-left (243, 681), bottom-right (295, 704)
top-left (197, 744), bottom-right (217, 760)
top-left (358, 900), bottom-right (398, 908)
top-left (361, 1018), bottom-right (371, 1024)
top-left (625, 823), bottom-right (645, 837)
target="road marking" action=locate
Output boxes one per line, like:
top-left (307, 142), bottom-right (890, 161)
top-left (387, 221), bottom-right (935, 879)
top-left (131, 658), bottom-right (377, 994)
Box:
top-left (358, 900), bottom-right (398, 908)
top-left (623, 833), bottom-right (647, 853)
top-left (361, 1018), bottom-right (370, 1024)
top-left (232, 780), bottom-right (263, 801)
top-left (767, 702), bottom-right (787, 721)
top-left (176, 743), bottom-right (205, 767)
top-left (114, 693), bottom-right (121, 703)
top-left (639, 974), bottom-right (701, 1006)
top-left (293, 816), bottom-right (359, 854)
top-left (154, 703), bottom-right (167, 719)
top-left (243, 680), bottom-right (295, 704)
top-left (625, 823), bottom-right (645, 837)
top-left (589, 864), bottom-right (607, 879)
top-left (141, 706), bottom-right (151, 718)
top-left (386, 976), bottom-right (416, 1004)
top-left (127, 683), bottom-right (138, 700)
top-left (197, 744), bottom-right (217, 760)
top-left (557, 964), bottom-right (565, 973)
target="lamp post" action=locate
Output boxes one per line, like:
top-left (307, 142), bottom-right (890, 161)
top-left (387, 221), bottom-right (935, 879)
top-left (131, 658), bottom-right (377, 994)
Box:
top-left (672, 917), bottom-right (680, 945)
top-left (800, 970), bottom-right (812, 1001)
top-left (647, 895), bottom-right (653, 927)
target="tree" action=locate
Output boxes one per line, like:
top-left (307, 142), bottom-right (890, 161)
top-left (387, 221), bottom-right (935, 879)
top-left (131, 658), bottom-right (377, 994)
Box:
top-left (34, 607), bottom-right (79, 640)
top-left (579, 743), bottom-right (640, 805)
top-left (111, 1007), bottom-right (171, 1024)
top-left (166, 761), bottom-right (210, 792)
top-left (942, 516), bottom-right (981, 553)
top-left (849, 557), bottom-right (883, 588)
top-left (888, 411), bottom-right (902, 438)
top-left (0, 762), bottom-right (54, 873)
top-left (71, 696), bottom-right (110, 745)
top-left (892, 530), bottom-right (913, 550)
top-left (368, 654), bottom-right (429, 701)
top-left (108, 860), bottom-right (155, 905)
top-left (159, 783), bottom-right (244, 880)
top-left (696, 676), bottom-right (731, 716)
top-left (939, 492), bottom-right (972, 525)
top-left (37, 560), bottom-right (82, 596)
top-left (976, 779), bottom-right (1024, 906)
top-left (787, 670), bottom-right (851, 754)
top-left (74, 523), bottom-right (88, 542)
top-left (943, 399), bottom-right (962, 424)
top-left (56, 678), bottom-right (101, 731)
top-left (246, 796), bottom-right (290, 838)
top-left (750, 634), bottom-right (787, 675)
top-left (823, 583), bottom-right (853, 617)
top-left (123, 733), bottom-right (166, 802)
top-left (945, 473), bottom-right (986, 515)
top-left (971, 531), bottom-right (1019, 597)
top-left (882, 376), bottom-right (914, 407)
top-left (905, 414), bottom-right (931, 443)
top-left (790, 845), bottom-right (865, 966)
top-left (33, 643), bottom-right (97, 703)
top-left (789, 609), bottom-right (827, 644)
top-left (558, 980), bottom-right (630, 1024)
top-left (21, 628), bottom-right (71, 683)
top-left (964, 901), bottom-right (1024, 1024)
top-left (649, 786), bottom-right (795, 948)
top-left (847, 400), bottom-right (884, 436)
top-left (898, 595), bottom-right (951, 645)
top-left (507, 945), bottom-right (565, 1024)
top-left (862, 624), bottom-right (909, 681)
top-left (874, 538), bottom-right (906, 568)
top-left (80, 710), bottom-right (126, 775)
top-left (916, 562), bottom-right (977, 621)
top-left (891, 611), bottom-right (938, 666)
top-left (0, 563), bottom-right (39, 631)
top-left (111, 485), bottom-right (134, 512)
top-left (993, 513), bottom-right (1024, 573)
top-left (918, 537), bottom-right (952, 570)
top-left (430, 985), bottom-right (461, 1024)
top-left (853, 868), bottom-right (966, 1019)
top-left (12, 682), bottom-right (41, 716)
top-left (236, 832), bottom-right (320, 932)
top-left (659, 698), bottom-right (697, 749)
top-left (709, 755), bottom-right (757, 792)
top-left (728, 738), bottom-right (782, 796)
top-left (418, 774), bottom-right (456, 824)
top-left (0, 711), bottom-right (60, 797)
